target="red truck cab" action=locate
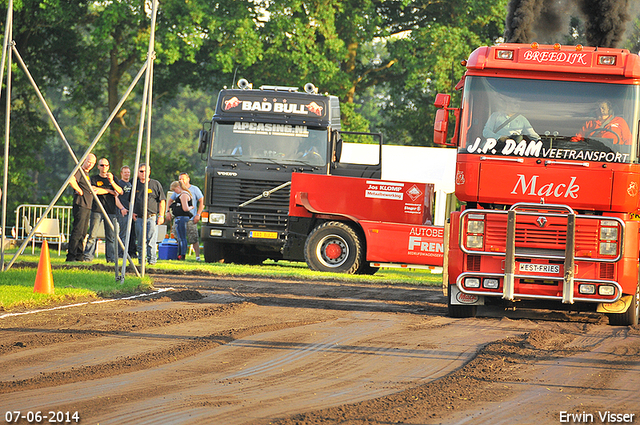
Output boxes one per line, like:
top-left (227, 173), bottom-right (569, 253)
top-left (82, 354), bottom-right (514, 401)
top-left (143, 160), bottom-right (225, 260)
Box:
top-left (435, 43), bottom-right (640, 325)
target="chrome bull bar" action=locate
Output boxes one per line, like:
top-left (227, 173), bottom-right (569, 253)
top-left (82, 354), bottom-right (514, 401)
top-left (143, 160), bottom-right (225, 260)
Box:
top-left (460, 202), bottom-right (624, 305)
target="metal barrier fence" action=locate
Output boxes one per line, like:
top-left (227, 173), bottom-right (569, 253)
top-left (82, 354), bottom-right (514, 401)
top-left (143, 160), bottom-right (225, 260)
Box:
top-left (13, 204), bottom-right (73, 244)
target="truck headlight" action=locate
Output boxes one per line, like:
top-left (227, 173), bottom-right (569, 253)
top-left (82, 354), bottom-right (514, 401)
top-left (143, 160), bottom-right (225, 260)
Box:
top-left (209, 213), bottom-right (226, 225)
top-left (598, 285), bottom-right (615, 296)
top-left (579, 284), bottom-right (595, 295)
top-left (600, 227), bottom-right (618, 241)
top-left (467, 235), bottom-right (484, 249)
top-left (483, 278), bottom-right (499, 289)
top-left (465, 277), bottom-right (480, 288)
top-left (599, 242), bottom-right (617, 256)
top-left (467, 220), bottom-right (484, 233)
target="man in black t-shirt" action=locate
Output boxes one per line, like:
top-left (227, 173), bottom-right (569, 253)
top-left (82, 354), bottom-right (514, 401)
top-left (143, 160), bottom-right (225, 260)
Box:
top-left (83, 158), bottom-right (122, 262)
top-left (66, 154), bottom-right (97, 262)
top-left (115, 165), bottom-right (137, 259)
top-left (133, 164), bottom-right (165, 265)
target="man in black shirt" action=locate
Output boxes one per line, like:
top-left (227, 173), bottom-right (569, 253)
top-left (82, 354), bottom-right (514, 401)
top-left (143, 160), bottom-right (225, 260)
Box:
top-left (83, 158), bottom-right (123, 262)
top-left (115, 165), bottom-right (137, 259)
top-left (133, 164), bottom-right (165, 265)
top-left (66, 154), bottom-right (97, 262)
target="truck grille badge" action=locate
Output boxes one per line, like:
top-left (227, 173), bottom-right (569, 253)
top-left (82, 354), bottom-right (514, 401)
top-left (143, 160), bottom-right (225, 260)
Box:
top-left (536, 216), bottom-right (547, 228)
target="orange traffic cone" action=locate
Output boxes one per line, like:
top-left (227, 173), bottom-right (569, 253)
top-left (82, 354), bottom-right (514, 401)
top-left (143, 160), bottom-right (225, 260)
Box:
top-left (34, 240), bottom-right (54, 294)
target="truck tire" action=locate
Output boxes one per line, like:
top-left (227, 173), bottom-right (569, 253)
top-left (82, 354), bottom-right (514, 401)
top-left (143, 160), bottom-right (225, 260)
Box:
top-left (203, 240), bottom-right (224, 263)
top-left (447, 284), bottom-right (478, 318)
top-left (607, 282), bottom-right (639, 326)
top-left (304, 221), bottom-right (364, 274)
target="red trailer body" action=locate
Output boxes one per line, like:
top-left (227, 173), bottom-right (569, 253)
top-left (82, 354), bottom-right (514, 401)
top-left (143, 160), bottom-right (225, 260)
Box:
top-left (285, 173), bottom-right (444, 274)
top-left (435, 43), bottom-right (640, 325)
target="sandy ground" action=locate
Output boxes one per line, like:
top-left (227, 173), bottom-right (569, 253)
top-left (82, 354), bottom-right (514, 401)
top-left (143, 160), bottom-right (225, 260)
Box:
top-left (0, 272), bottom-right (639, 425)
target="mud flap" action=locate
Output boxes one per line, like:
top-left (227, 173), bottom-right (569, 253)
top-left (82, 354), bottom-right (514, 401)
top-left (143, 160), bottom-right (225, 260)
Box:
top-left (450, 285), bottom-right (485, 306)
top-left (597, 295), bottom-right (632, 314)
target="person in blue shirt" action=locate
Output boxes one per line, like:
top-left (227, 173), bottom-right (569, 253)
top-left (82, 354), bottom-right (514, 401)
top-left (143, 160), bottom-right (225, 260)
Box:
top-left (483, 99), bottom-right (540, 141)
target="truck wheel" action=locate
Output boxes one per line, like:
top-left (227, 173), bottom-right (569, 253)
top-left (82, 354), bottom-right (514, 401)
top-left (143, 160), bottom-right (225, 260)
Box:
top-left (447, 284), bottom-right (478, 318)
top-left (304, 221), bottom-right (364, 274)
top-left (203, 240), bottom-right (224, 263)
top-left (607, 282), bottom-right (639, 326)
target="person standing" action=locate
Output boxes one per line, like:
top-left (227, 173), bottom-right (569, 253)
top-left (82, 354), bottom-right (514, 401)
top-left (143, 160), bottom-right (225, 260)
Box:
top-left (66, 154), bottom-right (97, 262)
top-left (167, 180), bottom-right (193, 260)
top-left (115, 165), bottom-right (137, 259)
top-left (133, 164), bottom-right (165, 265)
top-left (83, 158), bottom-right (123, 262)
top-left (167, 172), bottom-right (204, 261)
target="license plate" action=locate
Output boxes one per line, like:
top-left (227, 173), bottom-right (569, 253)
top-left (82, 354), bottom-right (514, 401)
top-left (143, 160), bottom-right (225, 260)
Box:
top-left (249, 231), bottom-right (278, 239)
top-left (518, 263), bottom-right (560, 274)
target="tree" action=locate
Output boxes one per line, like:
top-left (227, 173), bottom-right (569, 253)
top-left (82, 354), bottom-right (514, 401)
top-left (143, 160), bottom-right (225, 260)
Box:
top-left (0, 0), bottom-right (90, 222)
top-left (365, 0), bottom-right (509, 145)
top-left (623, 17), bottom-right (640, 53)
top-left (63, 0), bottom-right (263, 172)
top-left (4, 0), bottom-right (640, 219)
top-left (145, 86), bottom-right (215, 188)
top-left (235, 0), bottom-right (507, 139)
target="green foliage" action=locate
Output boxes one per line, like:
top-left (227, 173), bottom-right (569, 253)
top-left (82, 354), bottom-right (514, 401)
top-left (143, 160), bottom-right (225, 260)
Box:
top-left (339, 102), bottom-right (372, 133)
top-left (623, 18), bottom-right (640, 53)
top-left (0, 0), bottom-right (89, 220)
top-left (369, 0), bottom-right (508, 145)
top-left (145, 86), bottom-right (215, 187)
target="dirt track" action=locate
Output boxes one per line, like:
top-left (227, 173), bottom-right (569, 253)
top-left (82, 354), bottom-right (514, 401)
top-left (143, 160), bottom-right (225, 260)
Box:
top-left (0, 273), bottom-right (639, 425)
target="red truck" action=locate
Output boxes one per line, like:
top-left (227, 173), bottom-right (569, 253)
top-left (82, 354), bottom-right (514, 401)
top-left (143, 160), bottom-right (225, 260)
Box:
top-left (434, 43), bottom-right (640, 326)
top-left (283, 173), bottom-right (444, 274)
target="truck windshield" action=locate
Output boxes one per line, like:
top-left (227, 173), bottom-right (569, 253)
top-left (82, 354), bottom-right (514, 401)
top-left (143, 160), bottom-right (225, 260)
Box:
top-left (210, 122), bottom-right (328, 166)
top-left (459, 76), bottom-right (640, 164)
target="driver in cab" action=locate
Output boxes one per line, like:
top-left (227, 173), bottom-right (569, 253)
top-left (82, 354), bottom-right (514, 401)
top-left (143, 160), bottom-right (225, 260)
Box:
top-left (573, 100), bottom-right (631, 145)
top-left (297, 139), bottom-right (322, 162)
top-left (483, 99), bottom-right (540, 141)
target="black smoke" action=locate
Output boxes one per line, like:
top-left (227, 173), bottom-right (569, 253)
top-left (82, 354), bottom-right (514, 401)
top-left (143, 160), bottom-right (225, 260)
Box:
top-left (579, 0), bottom-right (630, 47)
top-left (505, 0), bottom-right (551, 44)
top-left (504, 0), bottom-right (631, 48)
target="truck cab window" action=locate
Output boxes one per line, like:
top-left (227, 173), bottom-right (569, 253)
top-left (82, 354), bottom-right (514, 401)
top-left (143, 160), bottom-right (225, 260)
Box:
top-left (460, 77), bottom-right (640, 164)
top-left (211, 122), bottom-right (328, 166)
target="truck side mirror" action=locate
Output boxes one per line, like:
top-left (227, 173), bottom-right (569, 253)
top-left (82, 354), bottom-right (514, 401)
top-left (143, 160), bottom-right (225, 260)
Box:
top-left (434, 93), bottom-right (451, 108)
top-left (331, 130), bottom-right (342, 162)
top-left (433, 109), bottom-right (449, 146)
top-left (433, 93), bottom-right (459, 147)
top-left (197, 130), bottom-right (209, 154)
top-left (334, 138), bottom-right (342, 162)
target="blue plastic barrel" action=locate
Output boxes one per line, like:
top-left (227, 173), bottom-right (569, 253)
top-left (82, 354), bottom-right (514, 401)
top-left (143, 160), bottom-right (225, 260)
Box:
top-left (158, 239), bottom-right (179, 260)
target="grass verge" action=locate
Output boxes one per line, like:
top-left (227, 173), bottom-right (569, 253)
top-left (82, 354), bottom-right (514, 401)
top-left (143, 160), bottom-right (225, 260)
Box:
top-left (0, 246), bottom-right (442, 312)
top-left (0, 268), bottom-right (153, 312)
